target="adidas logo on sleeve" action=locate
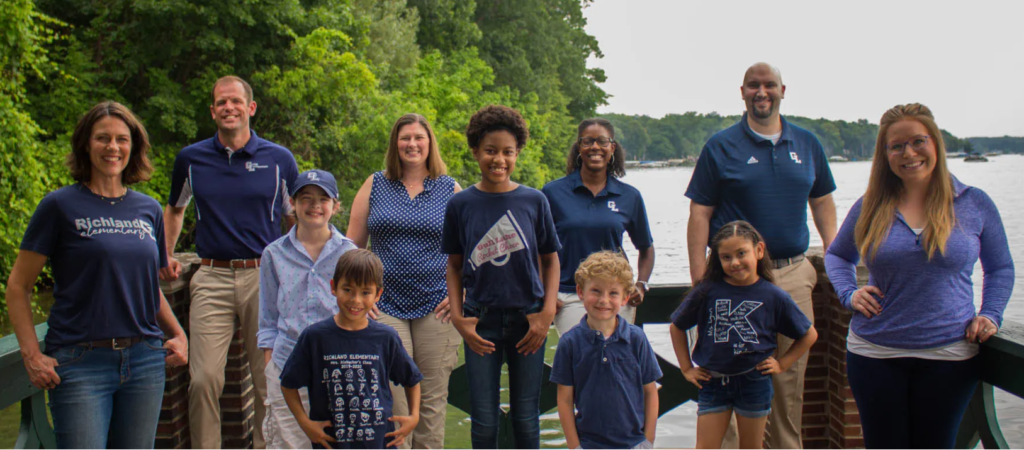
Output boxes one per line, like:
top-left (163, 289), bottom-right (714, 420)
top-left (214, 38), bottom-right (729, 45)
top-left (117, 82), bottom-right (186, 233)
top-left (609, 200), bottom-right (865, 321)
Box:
top-left (747, 156), bottom-right (759, 164)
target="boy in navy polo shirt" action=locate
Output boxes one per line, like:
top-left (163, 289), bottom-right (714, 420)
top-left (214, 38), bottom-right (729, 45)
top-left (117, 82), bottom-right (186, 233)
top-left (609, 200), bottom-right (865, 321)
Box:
top-left (280, 250), bottom-right (422, 449)
top-left (551, 251), bottom-right (662, 449)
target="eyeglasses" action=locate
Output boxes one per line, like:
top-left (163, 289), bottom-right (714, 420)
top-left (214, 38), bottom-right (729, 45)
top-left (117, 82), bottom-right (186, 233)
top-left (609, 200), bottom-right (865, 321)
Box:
top-left (579, 137), bottom-right (615, 148)
top-left (885, 135), bottom-right (931, 155)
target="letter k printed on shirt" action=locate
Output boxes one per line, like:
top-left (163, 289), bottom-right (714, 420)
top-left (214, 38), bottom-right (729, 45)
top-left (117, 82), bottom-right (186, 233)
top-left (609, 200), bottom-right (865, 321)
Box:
top-left (712, 299), bottom-right (763, 345)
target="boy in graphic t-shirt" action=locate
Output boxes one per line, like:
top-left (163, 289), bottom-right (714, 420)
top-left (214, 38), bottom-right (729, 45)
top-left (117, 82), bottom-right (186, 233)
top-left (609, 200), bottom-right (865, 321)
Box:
top-left (280, 250), bottom-right (423, 449)
top-left (441, 105), bottom-right (561, 449)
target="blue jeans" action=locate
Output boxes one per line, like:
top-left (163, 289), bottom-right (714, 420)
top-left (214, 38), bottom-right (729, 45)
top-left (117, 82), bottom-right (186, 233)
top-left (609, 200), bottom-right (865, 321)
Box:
top-left (696, 370), bottom-right (774, 418)
top-left (847, 352), bottom-right (979, 449)
top-left (48, 337), bottom-right (167, 449)
top-left (463, 301), bottom-right (546, 449)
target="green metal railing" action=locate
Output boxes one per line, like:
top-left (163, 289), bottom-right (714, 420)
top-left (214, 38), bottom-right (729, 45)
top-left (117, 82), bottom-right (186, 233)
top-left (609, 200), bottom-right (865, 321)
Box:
top-left (1, 285), bottom-right (1022, 449)
top-left (444, 285), bottom-right (696, 447)
top-left (0, 323), bottom-right (55, 449)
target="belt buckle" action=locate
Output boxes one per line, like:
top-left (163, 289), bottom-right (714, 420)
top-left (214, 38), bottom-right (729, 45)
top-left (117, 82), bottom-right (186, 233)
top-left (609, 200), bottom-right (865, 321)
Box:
top-left (229, 259), bottom-right (249, 269)
top-left (111, 338), bottom-right (125, 350)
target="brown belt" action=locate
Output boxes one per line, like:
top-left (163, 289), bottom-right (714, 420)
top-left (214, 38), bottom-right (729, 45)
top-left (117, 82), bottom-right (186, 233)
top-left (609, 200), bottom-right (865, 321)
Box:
top-left (77, 336), bottom-right (144, 350)
top-left (201, 258), bottom-right (261, 269)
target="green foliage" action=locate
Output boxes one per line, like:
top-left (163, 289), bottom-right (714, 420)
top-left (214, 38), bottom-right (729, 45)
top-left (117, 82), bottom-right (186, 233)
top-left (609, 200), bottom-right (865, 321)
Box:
top-left (1, 0), bottom-right (607, 310)
top-left (967, 136), bottom-right (1024, 154)
top-left (603, 112), bottom-right (972, 162)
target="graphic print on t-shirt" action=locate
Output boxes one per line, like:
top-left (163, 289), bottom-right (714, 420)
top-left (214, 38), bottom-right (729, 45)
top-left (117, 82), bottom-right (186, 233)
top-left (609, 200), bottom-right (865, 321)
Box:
top-left (323, 353), bottom-right (387, 444)
top-left (469, 210), bottom-right (529, 269)
top-left (74, 216), bottom-right (156, 241)
top-left (707, 299), bottom-right (764, 354)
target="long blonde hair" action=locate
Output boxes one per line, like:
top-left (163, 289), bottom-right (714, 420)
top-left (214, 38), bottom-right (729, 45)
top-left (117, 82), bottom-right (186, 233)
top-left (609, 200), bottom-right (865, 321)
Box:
top-left (855, 103), bottom-right (954, 261)
top-left (384, 113), bottom-right (447, 180)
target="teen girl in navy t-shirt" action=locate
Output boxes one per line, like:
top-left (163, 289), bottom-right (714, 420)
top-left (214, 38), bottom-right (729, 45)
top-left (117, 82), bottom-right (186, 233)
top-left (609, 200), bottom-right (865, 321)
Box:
top-left (670, 221), bottom-right (817, 449)
top-left (442, 105), bottom-right (560, 449)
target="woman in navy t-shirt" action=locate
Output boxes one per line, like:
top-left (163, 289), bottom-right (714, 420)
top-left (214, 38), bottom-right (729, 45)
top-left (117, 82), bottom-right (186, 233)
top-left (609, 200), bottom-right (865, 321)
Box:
top-left (6, 101), bottom-right (188, 449)
top-left (346, 113), bottom-right (463, 447)
top-left (442, 105), bottom-right (561, 449)
top-left (543, 118), bottom-right (655, 336)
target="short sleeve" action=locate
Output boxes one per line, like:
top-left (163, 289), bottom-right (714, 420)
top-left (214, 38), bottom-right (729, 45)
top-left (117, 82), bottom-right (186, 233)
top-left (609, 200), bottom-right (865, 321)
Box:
top-left (637, 332), bottom-right (663, 385)
top-left (279, 330), bottom-right (313, 389)
top-left (387, 333), bottom-right (423, 387)
top-left (535, 194), bottom-right (561, 254)
top-left (167, 150), bottom-right (191, 207)
top-left (626, 192), bottom-right (654, 250)
top-left (684, 145), bottom-right (720, 206)
top-left (153, 204), bottom-right (168, 269)
top-left (440, 199), bottom-right (463, 255)
top-left (670, 286), bottom-right (705, 331)
top-left (809, 138), bottom-right (837, 198)
top-left (549, 338), bottom-right (574, 386)
top-left (775, 291), bottom-right (812, 340)
top-left (20, 193), bottom-right (61, 257)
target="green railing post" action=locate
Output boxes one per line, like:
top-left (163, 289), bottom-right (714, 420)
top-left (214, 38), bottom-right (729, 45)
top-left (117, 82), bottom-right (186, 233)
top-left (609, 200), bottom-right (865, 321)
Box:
top-left (954, 320), bottom-right (1024, 449)
top-left (0, 323), bottom-right (55, 449)
top-left (445, 285), bottom-right (697, 448)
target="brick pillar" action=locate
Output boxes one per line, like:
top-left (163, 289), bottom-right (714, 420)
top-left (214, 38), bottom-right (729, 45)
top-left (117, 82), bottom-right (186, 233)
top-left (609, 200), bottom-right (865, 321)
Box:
top-left (157, 254), bottom-right (257, 449)
top-left (804, 251), bottom-right (865, 449)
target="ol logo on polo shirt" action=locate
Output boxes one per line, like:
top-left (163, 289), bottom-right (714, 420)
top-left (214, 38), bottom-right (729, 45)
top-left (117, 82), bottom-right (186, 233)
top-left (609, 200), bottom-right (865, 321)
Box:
top-left (245, 161), bottom-right (269, 172)
top-left (607, 201), bottom-right (619, 212)
top-left (789, 152), bottom-right (802, 164)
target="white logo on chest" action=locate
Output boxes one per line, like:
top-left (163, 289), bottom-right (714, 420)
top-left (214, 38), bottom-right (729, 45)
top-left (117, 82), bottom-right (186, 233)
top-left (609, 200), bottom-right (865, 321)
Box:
top-left (607, 201), bottom-right (619, 212)
top-left (470, 211), bottom-right (528, 269)
top-left (789, 152), bottom-right (802, 164)
top-left (245, 161), bottom-right (269, 172)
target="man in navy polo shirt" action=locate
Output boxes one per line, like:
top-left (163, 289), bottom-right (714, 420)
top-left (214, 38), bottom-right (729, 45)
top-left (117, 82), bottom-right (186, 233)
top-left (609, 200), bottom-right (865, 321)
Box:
top-left (685, 62), bottom-right (837, 449)
top-left (161, 75), bottom-right (298, 449)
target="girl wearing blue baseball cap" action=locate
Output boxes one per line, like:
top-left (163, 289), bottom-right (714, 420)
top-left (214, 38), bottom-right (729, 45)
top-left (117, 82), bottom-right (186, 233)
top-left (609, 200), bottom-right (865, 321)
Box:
top-left (258, 168), bottom-right (359, 448)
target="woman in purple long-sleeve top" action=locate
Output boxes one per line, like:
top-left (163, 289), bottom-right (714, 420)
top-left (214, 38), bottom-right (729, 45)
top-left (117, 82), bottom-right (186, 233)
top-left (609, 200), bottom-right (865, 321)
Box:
top-left (824, 103), bottom-right (1014, 449)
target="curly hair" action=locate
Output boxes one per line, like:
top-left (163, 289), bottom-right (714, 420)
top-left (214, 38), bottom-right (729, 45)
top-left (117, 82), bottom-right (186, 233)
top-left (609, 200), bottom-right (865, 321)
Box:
top-left (565, 118), bottom-right (627, 177)
top-left (465, 105), bottom-right (529, 150)
top-left (67, 101), bottom-right (153, 185)
top-left (574, 250), bottom-right (636, 296)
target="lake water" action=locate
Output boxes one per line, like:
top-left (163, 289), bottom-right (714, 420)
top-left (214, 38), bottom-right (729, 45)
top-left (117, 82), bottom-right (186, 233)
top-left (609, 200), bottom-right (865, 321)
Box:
top-left (619, 155), bottom-right (1024, 448)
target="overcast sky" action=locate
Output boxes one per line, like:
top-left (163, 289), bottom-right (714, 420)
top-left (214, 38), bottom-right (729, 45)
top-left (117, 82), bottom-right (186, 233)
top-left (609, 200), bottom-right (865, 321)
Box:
top-left (583, 0), bottom-right (1023, 138)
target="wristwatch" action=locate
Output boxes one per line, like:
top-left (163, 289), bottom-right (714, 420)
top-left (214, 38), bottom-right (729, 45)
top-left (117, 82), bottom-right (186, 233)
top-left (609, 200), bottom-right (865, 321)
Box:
top-left (635, 280), bottom-right (649, 294)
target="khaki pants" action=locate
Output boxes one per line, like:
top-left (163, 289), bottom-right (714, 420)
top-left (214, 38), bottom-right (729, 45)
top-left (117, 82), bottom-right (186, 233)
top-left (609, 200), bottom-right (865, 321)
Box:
top-left (377, 311), bottom-right (462, 449)
top-left (263, 360), bottom-right (311, 449)
top-left (553, 292), bottom-right (636, 337)
top-left (722, 257), bottom-right (817, 449)
top-left (188, 266), bottom-right (268, 449)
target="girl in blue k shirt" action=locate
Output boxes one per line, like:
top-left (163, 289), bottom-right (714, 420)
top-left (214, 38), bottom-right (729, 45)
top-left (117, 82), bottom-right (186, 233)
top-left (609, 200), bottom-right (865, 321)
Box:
top-left (670, 221), bottom-right (818, 449)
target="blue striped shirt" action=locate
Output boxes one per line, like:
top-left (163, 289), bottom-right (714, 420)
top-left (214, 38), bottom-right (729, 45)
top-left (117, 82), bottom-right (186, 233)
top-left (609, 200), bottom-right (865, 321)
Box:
top-left (257, 225), bottom-right (356, 369)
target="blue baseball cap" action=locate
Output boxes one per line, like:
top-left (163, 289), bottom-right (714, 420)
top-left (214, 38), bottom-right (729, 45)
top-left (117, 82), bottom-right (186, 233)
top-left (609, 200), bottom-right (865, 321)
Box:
top-left (291, 169), bottom-right (339, 199)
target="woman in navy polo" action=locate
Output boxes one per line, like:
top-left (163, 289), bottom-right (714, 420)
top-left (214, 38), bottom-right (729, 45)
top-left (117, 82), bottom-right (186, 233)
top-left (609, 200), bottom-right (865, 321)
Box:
top-left (543, 118), bottom-right (656, 336)
top-left (6, 101), bottom-right (188, 449)
top-left (346, 113), bottom-right (462, 448)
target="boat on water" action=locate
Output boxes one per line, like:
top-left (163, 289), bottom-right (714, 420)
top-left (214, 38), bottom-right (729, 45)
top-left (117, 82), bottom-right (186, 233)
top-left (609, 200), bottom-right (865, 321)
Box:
top-left (964, 154), bottom-right (989, 162)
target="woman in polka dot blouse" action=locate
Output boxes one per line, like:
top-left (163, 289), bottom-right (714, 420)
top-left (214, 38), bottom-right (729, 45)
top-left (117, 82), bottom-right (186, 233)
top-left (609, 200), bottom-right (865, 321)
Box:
top-left (347, 113), bottom-right (462, 449)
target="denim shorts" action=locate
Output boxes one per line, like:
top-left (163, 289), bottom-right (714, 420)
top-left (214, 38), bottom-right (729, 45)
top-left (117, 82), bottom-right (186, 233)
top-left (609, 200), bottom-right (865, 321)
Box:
top-left (696, 370), bottom-right (773, 418)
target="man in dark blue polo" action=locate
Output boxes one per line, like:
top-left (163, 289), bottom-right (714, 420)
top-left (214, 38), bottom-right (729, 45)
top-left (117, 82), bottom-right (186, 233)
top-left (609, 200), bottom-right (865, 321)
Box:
top-left (685, 63), bottom-right (837, 449)
top-left (160, 76), bottom-right (298, 449)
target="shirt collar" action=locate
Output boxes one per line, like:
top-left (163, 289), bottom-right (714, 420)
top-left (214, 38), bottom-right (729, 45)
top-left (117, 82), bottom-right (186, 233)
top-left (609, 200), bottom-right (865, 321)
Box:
top-left (739, 113), bottom-right (793, 145)
top-left (568, 170), bottom-right (621, 197)
top-left (212, 130), bottom-right (259, 155)
top-left (951, 175), bottom-right (969, 198)
top-left (286, 224), bottom-right (351, 261)
top-left (580, 314), bottom-right (631, 344)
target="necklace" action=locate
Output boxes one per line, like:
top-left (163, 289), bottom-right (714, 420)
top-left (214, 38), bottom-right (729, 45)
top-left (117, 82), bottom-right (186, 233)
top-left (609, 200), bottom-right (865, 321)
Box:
top-left (85, 182), bottom-right (128, 205)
